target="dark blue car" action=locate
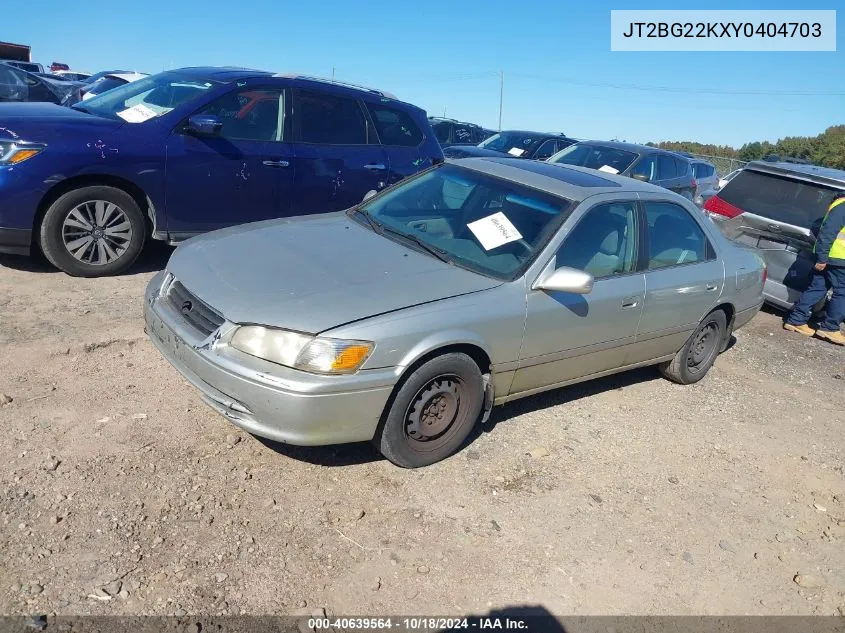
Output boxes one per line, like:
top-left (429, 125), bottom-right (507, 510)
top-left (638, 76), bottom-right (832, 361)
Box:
top-left (0, 67), bottom-right (443, 276)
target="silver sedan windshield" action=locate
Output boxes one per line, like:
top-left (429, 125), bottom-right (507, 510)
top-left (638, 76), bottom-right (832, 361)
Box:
top-left (358, 165), bottom-right (573, 280)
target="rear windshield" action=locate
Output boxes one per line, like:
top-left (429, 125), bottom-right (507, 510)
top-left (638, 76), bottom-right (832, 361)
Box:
top-left (719, 169), bottom-right (841, 229)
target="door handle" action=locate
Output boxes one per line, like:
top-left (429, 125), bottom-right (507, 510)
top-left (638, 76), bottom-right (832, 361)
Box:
top-left (621, 296), bottom-right (639, 309)
top-left (364, 163), bottom-right (387, 171)
top-left (262, 160), bottom-right (289, 168)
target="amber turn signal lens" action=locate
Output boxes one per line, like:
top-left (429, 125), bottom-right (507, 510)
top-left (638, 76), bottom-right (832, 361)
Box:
top-left (331, 345), bottom-right (372, 371)
top-left (8, 149), bottom-right (42, 164)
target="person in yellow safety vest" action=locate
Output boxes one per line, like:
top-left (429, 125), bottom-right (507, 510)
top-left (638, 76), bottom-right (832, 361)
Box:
top-left (784, 192), bottom-right (845, 345)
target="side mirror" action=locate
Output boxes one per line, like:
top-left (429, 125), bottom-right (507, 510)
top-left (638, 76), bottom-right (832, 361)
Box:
top-left (631, 173), bottom-right (650, 182)
top-left (186, 114), bottom-right (223, 137)
top-left (533, 266), bottom-right (594, 294)
top-left (362, 190), bottom-right (378, 202)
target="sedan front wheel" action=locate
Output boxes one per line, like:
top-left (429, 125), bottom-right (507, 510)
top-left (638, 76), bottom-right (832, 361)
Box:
top-left (375, 353), bottom-right (484, 468)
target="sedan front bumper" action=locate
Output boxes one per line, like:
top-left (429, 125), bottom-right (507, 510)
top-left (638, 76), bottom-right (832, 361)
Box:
top-left (143, 272), bottom-right (398, 446)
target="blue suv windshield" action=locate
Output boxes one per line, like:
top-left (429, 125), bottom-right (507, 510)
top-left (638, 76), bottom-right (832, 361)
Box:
top-left (74, 73), bottom-right (217, 122)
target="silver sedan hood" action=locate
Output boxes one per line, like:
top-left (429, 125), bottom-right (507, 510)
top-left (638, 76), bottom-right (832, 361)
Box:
top-left (166, 212), bottom-right (502, 333)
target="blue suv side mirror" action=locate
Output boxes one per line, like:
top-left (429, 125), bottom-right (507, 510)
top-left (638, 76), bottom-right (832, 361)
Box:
top-left (186, 114), bottom-right (223, 137)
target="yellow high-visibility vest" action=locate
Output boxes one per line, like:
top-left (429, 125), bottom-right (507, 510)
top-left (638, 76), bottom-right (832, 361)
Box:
top-left (815, 197), bottom-right (845, 260)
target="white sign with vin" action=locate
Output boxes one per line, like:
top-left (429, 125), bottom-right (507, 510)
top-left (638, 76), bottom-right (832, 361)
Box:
top-left (467, 212), bottom-right (523, 251)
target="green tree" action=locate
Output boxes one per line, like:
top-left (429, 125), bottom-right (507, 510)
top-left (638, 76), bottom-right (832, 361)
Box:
top-left (650, 125), bottom-right (845, 170)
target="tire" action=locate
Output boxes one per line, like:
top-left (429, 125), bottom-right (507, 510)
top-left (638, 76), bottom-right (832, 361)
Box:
top-left (659, 309), bottom-right (727, 385)
top-left (375, 353), bottom-right (484, 468)
top-left (39, 186), bottom-right (146, 277)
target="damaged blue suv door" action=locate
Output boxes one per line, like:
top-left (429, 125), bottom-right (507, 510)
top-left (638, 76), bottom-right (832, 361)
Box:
top-left (0, 67), bottom-right (442, 277)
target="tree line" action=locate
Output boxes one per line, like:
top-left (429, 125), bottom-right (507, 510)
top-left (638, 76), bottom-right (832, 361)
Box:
top-left (646, 125), bottom-right (845, 170)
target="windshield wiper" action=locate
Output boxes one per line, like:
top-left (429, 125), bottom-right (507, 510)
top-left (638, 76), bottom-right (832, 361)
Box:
top-left (354, 208), bottom-right (384, 234)
top-left (379, 225), bottom-right (454, 265)
top-left (353, 209), bottom-right (452, 264)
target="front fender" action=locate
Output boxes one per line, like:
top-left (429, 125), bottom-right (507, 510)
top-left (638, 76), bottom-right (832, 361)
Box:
top-left (394, 329), bottom-right (493, 370)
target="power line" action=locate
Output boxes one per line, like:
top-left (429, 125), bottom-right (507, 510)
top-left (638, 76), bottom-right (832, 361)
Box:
top-left (507, 72), bottom-right (845, 97)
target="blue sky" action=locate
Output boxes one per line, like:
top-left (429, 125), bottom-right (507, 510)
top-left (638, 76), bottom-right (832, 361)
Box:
top-left (5, 0), bottom-right (843, 147)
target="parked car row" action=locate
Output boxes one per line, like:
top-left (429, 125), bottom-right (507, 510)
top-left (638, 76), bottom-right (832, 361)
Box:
top-left (445, 130), bottom-right (576, 161)
top-left (0, 61), bottom-right (148, 106)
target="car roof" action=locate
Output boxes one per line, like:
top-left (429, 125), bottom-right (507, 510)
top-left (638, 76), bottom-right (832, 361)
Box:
top-left (499, 130), bottom-right (571, 139)
top-left (167, 67), bottom-right (402, 102)
top-left (744, 160), bottom-right (845, 188)
top-left (573, 139), bottom-right (686, 156)
top-left (449, 156), bottom-right (669, 201)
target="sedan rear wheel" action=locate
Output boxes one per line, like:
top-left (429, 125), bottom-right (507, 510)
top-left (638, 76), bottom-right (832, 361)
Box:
top-left (659, 309), bottom-right (727, 384)
top-left (375, 353), bottom-right (484, 468)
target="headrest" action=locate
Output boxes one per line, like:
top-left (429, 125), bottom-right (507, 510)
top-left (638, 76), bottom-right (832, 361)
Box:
top-left (598, 229), bottom-right (619, 255)
top-left (654, 214), bottom-right (689, 238)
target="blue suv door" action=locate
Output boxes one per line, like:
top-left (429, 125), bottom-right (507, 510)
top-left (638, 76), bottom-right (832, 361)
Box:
top-left (290, 87), bottom-right (389, 215)
top-left (164, 84), bottom-right (294, 236)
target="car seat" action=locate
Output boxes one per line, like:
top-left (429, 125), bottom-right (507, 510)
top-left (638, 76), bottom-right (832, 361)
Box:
top-left (650, 214), bottom-right (700, 267)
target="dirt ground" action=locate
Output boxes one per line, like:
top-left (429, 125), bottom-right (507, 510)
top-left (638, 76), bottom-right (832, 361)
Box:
top-left (1, 246), bottom-right (844, 618)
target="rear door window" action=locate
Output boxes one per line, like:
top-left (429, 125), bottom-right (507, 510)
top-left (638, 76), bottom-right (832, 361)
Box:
top-left (656, 155), bottom-right (677, 180)
top-left (296, 89), bottom-right (368, 145)
top-left (644, 201), bottom-right (714, 269)
top-left (719, 170), bottom-right (841, 229)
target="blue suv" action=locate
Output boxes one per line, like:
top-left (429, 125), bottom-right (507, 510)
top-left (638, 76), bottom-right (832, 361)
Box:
top-left (0, 67), bottom-right (443, 276)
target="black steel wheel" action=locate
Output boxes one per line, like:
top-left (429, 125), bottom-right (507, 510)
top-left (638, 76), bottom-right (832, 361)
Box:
top-left (375, 353), bottom-right (484, 468)
top-left (659, 309), bottom-right (727, 384)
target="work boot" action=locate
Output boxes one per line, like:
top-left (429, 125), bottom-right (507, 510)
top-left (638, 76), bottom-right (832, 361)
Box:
top-left (815, 329), bottom-right (845, 346)
top-left (783, 323), bottom-right (816, 336)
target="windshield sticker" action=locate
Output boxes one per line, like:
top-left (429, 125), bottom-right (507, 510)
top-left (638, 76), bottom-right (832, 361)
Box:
top-left (467, 212), bottom-right (523, 251)
top-left (116, 103), bottom-right (158, 123)
top-left (508, 147), bottom-right (525, 157)
top-left (598, 165), bottom-right (619, 174)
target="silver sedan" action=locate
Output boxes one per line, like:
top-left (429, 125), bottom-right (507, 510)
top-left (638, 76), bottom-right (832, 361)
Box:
top-left (144, 158), bottom-right (765, 468)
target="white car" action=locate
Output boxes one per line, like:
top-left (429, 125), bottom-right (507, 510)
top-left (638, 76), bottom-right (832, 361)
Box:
top-left (717, 168), bottom-right (741, 190)
top-left (81, 72), bottom-right (148, 100)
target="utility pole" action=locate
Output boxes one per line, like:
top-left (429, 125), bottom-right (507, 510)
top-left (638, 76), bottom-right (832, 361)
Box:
top-left (331, 66), bottom-right (335, 80)
top-left (443, 106), bottom-right (447, 117)
top-left (498, 70), bottom-right (504, 131)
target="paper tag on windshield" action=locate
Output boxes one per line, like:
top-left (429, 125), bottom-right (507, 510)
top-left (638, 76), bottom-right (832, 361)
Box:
top-left (467, 212), bottom-right (523, 251)
top-left (507, 147), bottom-right (525, 157)
top-left (598, 165), bottom-right (619, 174)
top-left (116, 103), bottom-right (158, 123)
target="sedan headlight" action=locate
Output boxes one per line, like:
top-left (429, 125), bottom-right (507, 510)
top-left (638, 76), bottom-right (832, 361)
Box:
top-left (230, 326), bottom-right (373, 375)
top-left (0, 141), bottom-right (44, 165)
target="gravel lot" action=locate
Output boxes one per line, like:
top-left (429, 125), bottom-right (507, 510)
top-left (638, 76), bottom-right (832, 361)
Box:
top-left (1, 246), bottom-right (843, 617)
